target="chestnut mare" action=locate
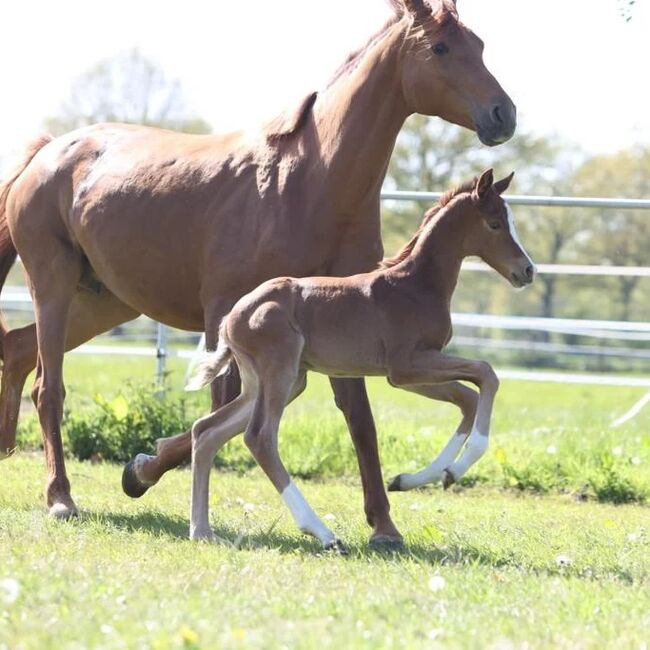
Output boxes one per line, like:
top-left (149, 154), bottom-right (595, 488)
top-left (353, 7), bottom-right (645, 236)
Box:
top-left (0, 0), bottom-right (515, 542)
top-left (186, 170), bottom-right (535, 551)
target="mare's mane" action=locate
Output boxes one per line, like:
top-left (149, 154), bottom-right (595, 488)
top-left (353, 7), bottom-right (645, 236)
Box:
top-left (265, 4), bottom-right (406, 143)
top-left (380, 178), bottom-right (476, 269)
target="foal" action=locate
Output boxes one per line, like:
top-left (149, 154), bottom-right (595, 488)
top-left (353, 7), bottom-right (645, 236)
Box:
top-left (186, 169), bottom-right (535, 550)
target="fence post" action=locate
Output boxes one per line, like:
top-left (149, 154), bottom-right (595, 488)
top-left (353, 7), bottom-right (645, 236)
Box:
top-left (155, 323), bottom-right (168, 392)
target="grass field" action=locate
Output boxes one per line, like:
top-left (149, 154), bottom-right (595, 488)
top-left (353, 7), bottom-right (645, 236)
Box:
top-left (1, 456), bottom-right (649, 649)
top-left (3, 355), bottom-right (649, 648)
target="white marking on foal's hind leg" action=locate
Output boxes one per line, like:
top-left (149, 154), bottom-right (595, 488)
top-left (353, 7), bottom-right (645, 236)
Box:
top-left (396, 431), bottom-right (469, 490)
top-left (281, 481), bottom-right (336, 547)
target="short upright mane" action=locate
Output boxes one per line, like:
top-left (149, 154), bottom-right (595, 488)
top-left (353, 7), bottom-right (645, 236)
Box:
top-left (380, 178), bottom-right (476, 269)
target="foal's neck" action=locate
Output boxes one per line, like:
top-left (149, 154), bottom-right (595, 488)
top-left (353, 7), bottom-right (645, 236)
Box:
top-left (313, 18), bottom-right (411, 213)
top-left (390, 199), bottom-right (468, 304)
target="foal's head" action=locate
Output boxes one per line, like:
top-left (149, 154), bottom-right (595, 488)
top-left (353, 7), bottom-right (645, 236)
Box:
top-left (394, 0), bottom-right (516, 145)
top-left (461, 169), bottom-right (536, 288)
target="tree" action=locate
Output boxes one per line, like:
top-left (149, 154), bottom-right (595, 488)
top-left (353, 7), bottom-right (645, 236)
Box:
top-left (571, 148), bottom-right (650, 321)
top-left (45, 49), bottom-right (211, 136)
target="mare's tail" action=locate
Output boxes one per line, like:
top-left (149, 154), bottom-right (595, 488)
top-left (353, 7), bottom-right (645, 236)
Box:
top-left (185, 322), bottom-right (234, 391)
top-left (0, 134), bottom-right (53, 360)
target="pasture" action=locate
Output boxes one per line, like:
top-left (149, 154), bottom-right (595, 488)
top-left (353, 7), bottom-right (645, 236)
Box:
top-left (2, 355), bottom-right (649, 648)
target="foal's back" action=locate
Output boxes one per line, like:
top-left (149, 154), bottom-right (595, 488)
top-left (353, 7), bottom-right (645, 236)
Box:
top-left (224, 271), bottom-right (449, 379)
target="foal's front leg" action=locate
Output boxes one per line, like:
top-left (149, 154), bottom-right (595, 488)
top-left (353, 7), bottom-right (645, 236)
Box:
top-left (387, 381), bottom-right (478, 491)
top-left (388, 351), bottom-right (500, 488)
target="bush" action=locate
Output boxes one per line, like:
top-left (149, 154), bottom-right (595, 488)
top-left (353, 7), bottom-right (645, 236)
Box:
top-left (64, 383), bottom-right (194, 463)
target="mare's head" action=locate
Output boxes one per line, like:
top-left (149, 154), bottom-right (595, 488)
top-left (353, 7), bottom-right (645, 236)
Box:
top-left (461, 169), bottom-right (535, 288)
top-left (393, 0), bottom-right (516, 146)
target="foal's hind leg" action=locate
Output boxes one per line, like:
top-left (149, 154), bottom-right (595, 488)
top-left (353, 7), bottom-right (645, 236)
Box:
top-left (246, 358), bottom-right (342, 552)
top-left (0, 289), bottom-right (138, 458)
top-left (386, 381), bottom-right (478, 491)
top-left (190, 392), bottom-right (255, 540)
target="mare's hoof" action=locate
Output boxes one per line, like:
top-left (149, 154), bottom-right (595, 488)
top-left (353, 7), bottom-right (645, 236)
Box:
top-left (121, 455), bottom-right (153, 498)
top-left (442, 469), bottom-right (456, 490)
top-left (369, 534), bottom-right (405, 552)
top-left (324, 538), bottom-right (349, 556)
top-left (190, 528), bottom-right (215, 542)
top-left (387, 475), bottom-right (405, 492)
top-left (49, 502), bottom-right (79, 519)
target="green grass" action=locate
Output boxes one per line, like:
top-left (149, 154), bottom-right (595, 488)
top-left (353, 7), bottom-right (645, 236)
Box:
top-left (1, 455), bottom-right (649, 648)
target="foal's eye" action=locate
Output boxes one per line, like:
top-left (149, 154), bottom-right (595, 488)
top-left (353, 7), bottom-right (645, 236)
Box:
top-left (489, 221), bottom-right (502, 231)
top-left (432, 42), bottom-right (449, 56)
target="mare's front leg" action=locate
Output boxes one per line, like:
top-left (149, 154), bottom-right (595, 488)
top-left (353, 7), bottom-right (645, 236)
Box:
top-left (330, 378), bottom-right (403, 547)
top-left (387, 382), bottom-right (478, 492)
top-left (388, 351), bottom-right (500, 489)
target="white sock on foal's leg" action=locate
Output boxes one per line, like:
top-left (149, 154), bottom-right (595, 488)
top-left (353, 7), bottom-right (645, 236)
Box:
top-left (445, 429), bottom-right (489, 483)
top-left (395, 431), bottom-right (469, 490)
top-left (281, 481), bottom-right (336, 546)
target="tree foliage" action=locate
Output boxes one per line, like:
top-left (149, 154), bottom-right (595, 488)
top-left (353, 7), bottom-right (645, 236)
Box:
top-left (45, 49), bottom-right (211, 136)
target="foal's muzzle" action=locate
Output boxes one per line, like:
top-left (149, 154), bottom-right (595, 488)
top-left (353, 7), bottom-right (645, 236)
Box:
top-left (510, 260), bottom-right (536, 288)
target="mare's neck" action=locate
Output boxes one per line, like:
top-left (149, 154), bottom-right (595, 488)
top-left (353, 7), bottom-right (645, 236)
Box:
top-left (313, 19), bottom-right (411, 214)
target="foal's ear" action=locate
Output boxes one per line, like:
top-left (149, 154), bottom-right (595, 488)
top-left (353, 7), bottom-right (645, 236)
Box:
top-left (493, 171), bottom-right (515, 196)
top-left (474, 168), bottom-right (494, 200)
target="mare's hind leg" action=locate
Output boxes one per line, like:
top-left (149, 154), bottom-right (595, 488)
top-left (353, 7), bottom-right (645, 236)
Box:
top-left (0, 288), bottom-right (138, 458)
top-left (22, 249), bottom-right (83, 518)
top-left (122, 299), bottom-right (239, 498)
top-left (386, 381), bottom-right (478, 492)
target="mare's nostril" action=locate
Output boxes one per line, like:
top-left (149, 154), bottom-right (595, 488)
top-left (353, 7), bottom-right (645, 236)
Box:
top-left (492, 105), bottom-right (503, 125)
top-left (524, 264), bottom-right (534, 280)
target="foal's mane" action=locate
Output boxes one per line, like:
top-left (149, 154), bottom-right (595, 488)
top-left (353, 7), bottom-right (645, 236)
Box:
top-left (380, 178), bottom-right (476, 269)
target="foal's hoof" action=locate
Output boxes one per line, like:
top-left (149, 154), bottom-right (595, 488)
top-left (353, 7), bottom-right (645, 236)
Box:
top-left (121, 454), bottom-right (155, 498)
top-left (323, 538), bottom-right (349, 556)
top-left (49, 502), bottom-right (79, 520)
top-left (369, 534), bottom-right (405, 552)
top-left (442, 469), bottom-right (456, 490)
top-left (387, 474), bottom-right (405, 492)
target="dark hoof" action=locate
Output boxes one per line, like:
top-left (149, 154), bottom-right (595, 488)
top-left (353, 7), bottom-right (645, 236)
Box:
top-left (323, 538), bottom-right (349, 556)
top-left (387, 475), bottom-right (404, 492)
top-left (121, 459), bottom-right (151, 498)
top-left (369, 534), bottom-right (405, 552)
top-left (442, 469), bottom-right (456, 491)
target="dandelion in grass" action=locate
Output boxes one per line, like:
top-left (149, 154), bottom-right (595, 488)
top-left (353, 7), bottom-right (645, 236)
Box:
top-left (630, 456), bottom-right (641, 466)
top-left (428, 575), bottom-right (446, 592)
top-left (556, 554), bottom-right (572, 568)
top-left (0, 578), bottom-right (19, 604)
top-left (323, 513), bottom-right (336, 521)
top-left (612, 446), bottom-right (623, 457)
top-left (546, 445), bottom-right (557, 455)
top-left (243, 503), bottom-right (255, 514)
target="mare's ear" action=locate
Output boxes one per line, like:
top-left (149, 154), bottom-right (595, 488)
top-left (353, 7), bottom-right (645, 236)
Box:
top-left (493, 171), bottom-right (515, 195)
top-left (474, 168), bottom-right (494, 200)
top-left (402, 0), bottom-right (432, 21)
top-left (433, 0), bottom-right (458, 20)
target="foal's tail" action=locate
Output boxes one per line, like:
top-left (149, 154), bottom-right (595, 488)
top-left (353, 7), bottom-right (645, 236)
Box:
top-left (185, 323), bottom-right (234, 391)
top-left (0, 134), bottom-right (53, 360)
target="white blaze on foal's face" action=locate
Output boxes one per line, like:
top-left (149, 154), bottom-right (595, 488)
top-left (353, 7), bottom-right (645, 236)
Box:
top-left (506, 202), bottom-right (536, 279)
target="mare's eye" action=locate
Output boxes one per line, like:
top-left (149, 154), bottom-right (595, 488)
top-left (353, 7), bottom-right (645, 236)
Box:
top-left (489, 221), bottom-right (502, 231)
top-left (432, 42), bottom-right (449, 56)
